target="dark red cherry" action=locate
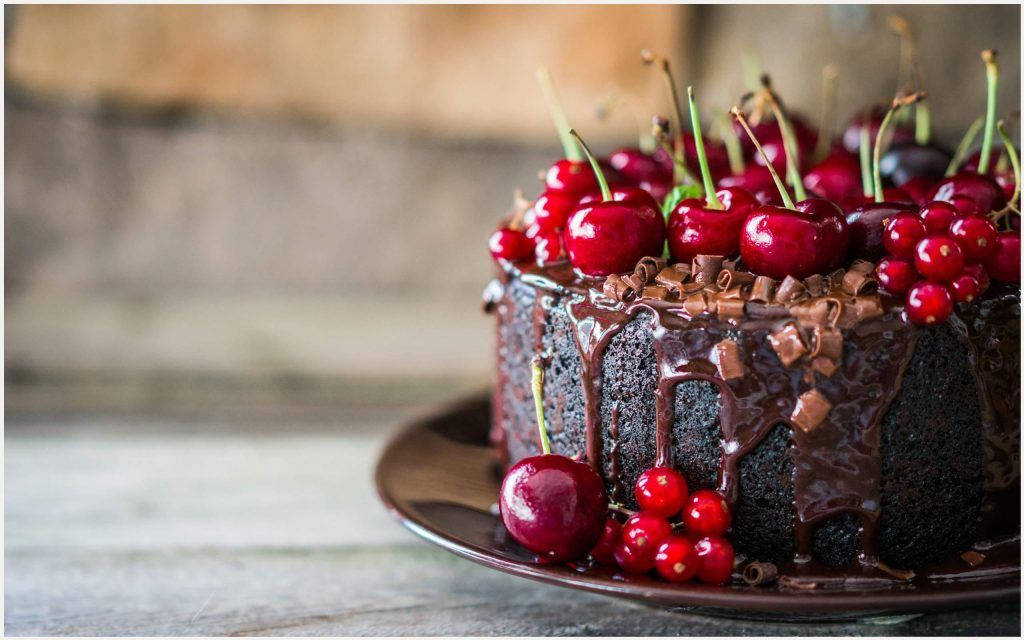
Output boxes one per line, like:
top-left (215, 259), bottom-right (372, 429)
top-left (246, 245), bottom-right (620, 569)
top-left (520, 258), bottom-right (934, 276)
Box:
top-left (719, 165), bottom-right (777, 197)
top-left (589, 517), bottom-right (623, 566)
top-left (906, 280), bottom-right (954, 326)
top-left (963, 263), bottom-right (991, 295)
top-left (949, 274), bottom-right (982, 303)
top-left (879, 144), bottom-right (951, 186)
top-left (949, 215), bottom-right (998, 263)
top-left (918, 201), bottom-right (960, 235)
top-left (802, 150), bottom-right (862, 203)
top-left (667, 187), bottom-right (758, 262)
top-left (734, 113), bottom-right (818, 169)
top-left (498, 454), bottom-right (608, 562)
top-left (621, 512), bottom-right (672, 555)
top-left (524, 191), bottom-right (580, 236)
top-left (984, 232), bottom-right (1021, 283)
top-left (962, 149), bottom-right (1002, 174)
top-left (607, 147), bottom-right (672, 186)
top-left (929, 172), bottom-right (1007, 216)
top-left (841, 106), bottom-right (915, 155)
top-left (694, 536), bottom-right (735, 585)
top-left (901, 176), bottom-right (937, 206)
top-left (565, 190), bottom-right (665, 277)
top-left (489, 228), bottom-right (534, 262)
top-left (883, 213), bottom-right (927, 259)
top-left (532, 228), bottom-right (565, 265)
top-left (876, 257), bottom-right (918, 295)
top-left (545, 159), bottom-right (624, 196)
top-left (639, 176), bottom-right (673, 202)
top-left (613, 539), bottom-right (655, 574)
top-left (654, 535), bottom-right (701, 583)
top-left (682, 489), bottom-right (732, 537)
top-left (845, 201), bottom-right (917, 260)
top-left (914, 236), bottom-right (965, 282)
top-left (741, 198), bottom-right (849, 279)
top-left (634, 467), bottom-right (689, 518)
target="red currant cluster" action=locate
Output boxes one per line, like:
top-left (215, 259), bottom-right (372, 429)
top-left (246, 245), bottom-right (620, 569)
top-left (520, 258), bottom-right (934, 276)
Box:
top-left (876, 200), bottom-right (1019, 325)
top-left (589, 467), bottom-right (735, 585)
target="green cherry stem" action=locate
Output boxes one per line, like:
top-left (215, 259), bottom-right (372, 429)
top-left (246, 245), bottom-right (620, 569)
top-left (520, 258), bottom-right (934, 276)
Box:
top-left (643, 51), bottom-right (693, 180)
top-left (569, 129), bottom-right (612, 202)
top-left (536, 67), bottom-right (582, 162)
top-left (814, 65), bottom-right (838, 164)
top-left (978, 50), bottom-right (999, 175)
top-left (915, 102), bottom-right (932, 146)
top-left (732, 107), bottom-right (795, 209)
top-left (530, 356), bottom-right (551, 455)
top-left (715, 111), bottom-right (746, 174)
top-left (945, 117), bottom-right (984, 177)
top-left (996, 120), bottom-right (1021, 210)
top-left (859, 126), bottom-right (873, 198)
top-left (873, 93), bottom-right (925, 203)
top-left (761, 81), bottom-right (807, 200)
top-left (687, 87), bottom-right (723, 209)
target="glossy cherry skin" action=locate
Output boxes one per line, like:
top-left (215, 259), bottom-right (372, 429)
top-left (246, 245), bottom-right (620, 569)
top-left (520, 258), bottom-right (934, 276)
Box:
top-left (654, 535), bottom-right (702, 583)
top-left (532, 228), bottom-right (565, 265)
top-left (879, 144), bottom-right (951, 186)
top-left (489, 228), bottom-right (534, 262)
top-left (734, 114), bottom-right (817, 170)
top-left (694, 536), bottom-right (735, 585)
top-left (918, 201), bottom-right (960, 235)
top-left (963, 263), bottom-right (991, 294)
top-left (639, 177), bottom-right (673, 203)
top-left (682, 489), bottom-right (732, 537)
top-left (498, 454), bottom-right (608, 562)
top-left (984, 232), bottom-right (1021, 283)
top-left (914, 236), bottom-right (965, 282)
top-left (840, 106), bottom-right (915, 154)
top-left (634, 467), bottom-right (689, 518)
top-left (565, 190), bottom-right (665, 277)
top-left (613, 539), bottom-right (655, 574)
top-left (876, 257), bottom-right (918, 295)
top-left (589, 517), bottom-right (623, 566)
top-left (741, 198), bottom-right (849, 280)
top-left (621, 512), bottom-right (672, 555)
top-left (545, 159), bottom-right (624, 196)
top-left (948, 215), bottom-right (998, 263)
top-left (949, 274), bottom-right (982, 303)
top-left (667, 187), bottom-right (758, 262)
top-left (845, 201), bottom-right (917, 261)
top-left (906, 280), bottom-right (954, 326)
top-left (607, 148), bottom-right (672, 186)
top-left (883, 213), bottom-right (927, 259)
top-left (524, 191), bottom-right (581, 236)
top-left (929, 172), bottom-right (1007, 216)
top-left (802, 151), bottom-right (862, 203)
top-left (901, 177), bottom-right (937, 206)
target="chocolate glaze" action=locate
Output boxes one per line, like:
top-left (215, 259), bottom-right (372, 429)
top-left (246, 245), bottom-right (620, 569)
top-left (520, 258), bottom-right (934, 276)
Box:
top-left (486, 259), bottom-right (1020, 582)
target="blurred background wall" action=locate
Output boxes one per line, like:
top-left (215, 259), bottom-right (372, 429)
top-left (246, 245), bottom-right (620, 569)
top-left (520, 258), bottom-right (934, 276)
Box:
top-left (5, 5), bottom-right (1021, 414)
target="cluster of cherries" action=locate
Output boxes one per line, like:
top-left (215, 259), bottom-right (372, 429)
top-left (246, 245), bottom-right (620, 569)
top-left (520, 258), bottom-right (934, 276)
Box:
top-left (489, 49), bottom-right (1020, 328)
top-left (499, 360), bottom-right (734, 585)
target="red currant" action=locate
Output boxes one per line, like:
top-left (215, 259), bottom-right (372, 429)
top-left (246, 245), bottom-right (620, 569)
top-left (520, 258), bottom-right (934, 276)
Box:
top-left (950, 194), bottom-right (981, 216)
top-left (654, 535), bottom-right (701, 583)
top-left (488, 228), bottom-right (534, 262)
top-left (914, 236), bottom-right (964, 282)
top-left (682, 489), bottom-right (732, 537)
top-left (918, 201), bottom-right (960, 235)
top-left (876, 257), bottom-right (918, 295)
top-left (621, 512), bottom-right (671, 554)
top-left (634, 467), bottom-right (689, 518)
top-left (906, 280), bottom-right (954, 326)
top-left (948, 215), bottom-right (998, 263)
top-left (949, 274), bottom-right (981, 303)
top-left (883, 213), bottom-right (927, 259)
top-left (532, 228), bottom-right (564, 265)
top-left (589, 517), bottom-right (622, 566)
top-left (983, 232), bottom-right (1021, 283)
top-left (693, 536), bottom-right (736, 585)
top-left (613, 540), bottom-right (655, 574)
top-left (963, 263), bottom-right (991, 294)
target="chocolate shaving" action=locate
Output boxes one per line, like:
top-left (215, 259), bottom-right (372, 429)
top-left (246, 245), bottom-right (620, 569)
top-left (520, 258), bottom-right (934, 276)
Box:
top-left (848, 259), bottom-right (875, 275)
top-left (791, 389), bottom-right (832, 432)
top-left (683, 292), bottom-right (708, 316)
top-left (775, 275), bottom-right (808, 303)
top-left (635, 256), bottom-right (667, 283)
top-left (603, 274), bottom-right (632, 302)
top-left (672, 262), bottom-right (692, 277)
top-left (622, 273), bottom-right (645, 293)
top-left (742, 561), bottom-right (778, 587)
top-left (691, 255), bottom-right (724, 286)
top-left (722, 258), bottom-right (738, 271)
top-left (961, 550), bottom-right (986, 567)
top-left (654, 267), bottom-right (686, 292)
top-left (718, 286), bottom-right (745, 300)
top-left (641, 285), bottom-right (669, 301)
top-left (811, 357), bottom-right (838, 377)
top-left (681, 280), bottom-right (706, 294)
top-left (791, 297), bottom-right (842, 328)
top-left (810, 326), bottom-right (843, 360)
top-left (841, 269), bottom-right (878, 296)
top-left (711, 339), bottom-right (745, 380)
top-left (804, 273), bottom-right (825, 296)
top-left (717, 269), bottom-right (755, 291)
top-left (875, 560), bottom-right (915, 581)
top-left (768, 324), bottom-right (808, 366)
top-left (827, 268), bottom-right (847, 291)
top-left (717, 297), bottom-right (745, 320)
top-left (749, 276), bottom-right (777, 303)
top-left (852, 296), bottom-right (884, 322)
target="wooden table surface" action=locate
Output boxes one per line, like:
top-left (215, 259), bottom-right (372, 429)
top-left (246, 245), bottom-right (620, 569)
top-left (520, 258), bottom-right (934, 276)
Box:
top-left (5, 403), bottom-right (1020, 636)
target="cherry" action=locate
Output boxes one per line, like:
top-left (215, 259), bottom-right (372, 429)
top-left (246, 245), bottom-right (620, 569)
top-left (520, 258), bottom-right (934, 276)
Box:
top-left (883, 213), bottom-right (927, 259)
top-left (876, 256), bottom-right (918, 295)
top-left (694, 536), bottom-right (735, 585)
top-left (523, 191), bottom-right (579, 237)
top-left (949, 274), bottom-right (982, 303)
top-left (840, 106), bottom-right (915, 155)
top-left (984, 232), bottom-right (1021, 283)
top-left (532, 228), bottom-right (565, 265)
top-left (653, 535), bottom-right (702, 583)
top-left (718, 165), bottom-right (776, 197)
top-left (948, 215), bottom-right (998, 263)
top-left (879, 144), bottom-right (951, 187)
top-left (635, 467), bottom-right (689, 517)
top-left (499, 359), bottom-right (608, 562)
top-left (803, 150), bottom-right (862, 204)
top-left (734, 112), bottom-right (818, 171)
top-left (613, 539), bottom-right (655, 574)
top-left (564, 131), bottom-right (666, 277)
top-left (914, 236), bottom-right (965, 282)
top-left (906, 280), bottom-right (954, 326)
top-left (489, 228), bottom-right (534, 262)
top-left (608, 147), bottom-right (671, 187)
top-left (901, 176), bottom-right (937, 205)
top-left (963, 263), bottom-right (991, 294)
top-left (589, 517), bottom-right (623, 566)
top-left (918, 200), bottom-right (960, 234)
top-left (682, 489), bottom-right (732, 537)
top-left (621, 512), bottom-right (672, 555)
top-left (639, 176), bottom-right (673, 202)
top-left (929, 172), bottom-right (1007, 215)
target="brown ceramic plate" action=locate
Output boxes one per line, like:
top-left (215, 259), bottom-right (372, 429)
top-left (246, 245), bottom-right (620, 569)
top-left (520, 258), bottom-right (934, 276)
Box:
top-left (375, 395), bottom-right (1020, 620)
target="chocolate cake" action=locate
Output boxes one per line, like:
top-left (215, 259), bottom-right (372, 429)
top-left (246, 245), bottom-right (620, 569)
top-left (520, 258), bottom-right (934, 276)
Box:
top-left (484, 256), bottom-right (1020, 578)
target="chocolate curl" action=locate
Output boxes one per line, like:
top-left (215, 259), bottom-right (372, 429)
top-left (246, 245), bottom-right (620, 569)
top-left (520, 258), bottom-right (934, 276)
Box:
top-left (717, 268), bottom-right (756, 291)
top-left (804, 273), bottom-right (826, 297)
top-left (603, 274), bottom-right (633, 302)
top-left (711, 339), bottom-right (745, 380)
top-left (742, 561), bottom-right (778, 587)
top-left (722, 258), bottom-right (738, 272)
top-left (810, 326), bottom-right (843, 360)
top-left (749, 275), bottom-right (777, 303)
top-left (827, 268), bottom-right (847, 291)
top-left (717, 297), bottom-right (745, 320)
top-left (961, 550), bottom-right (986, 567)
top-left (775, 275), bottom-right (808, 303)
top-left (875, 560), bottom-right (915, 582)
top-left (791, 297), bottom-right (843, 329)
top-left (691, 255), bottom-right (725, 286)
top-left (635, 256), bottom-right (668, 283)
top-left (672, 262), bottom-right (693, 278)
top-left (841, 269), bottom-right (878, 296)
top-left (768, 323), bottom-right (808, 366)
top-left (853, 296), bottom-right (884, 322)
top-left (811, 357), bottom-right (838, 377)
top-left (683, 292), bottom-right (709, 316)
top-left (641, 285), bottom-right (669, 301)
top-left (791, 389), bottom-right (833, 432)
top-left (654, 267), bottom-right (686, 293)
top-left (718, 286), bottom-right (745, 299)
top-left (622, 273), bottom-right (645, 294)
top-left (681, 280), bottom-right (706, 294)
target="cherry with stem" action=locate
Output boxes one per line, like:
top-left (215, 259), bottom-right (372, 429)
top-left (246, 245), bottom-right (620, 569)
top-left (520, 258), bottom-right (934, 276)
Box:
top-left (732, 108), bottom-right (795, 209)
top-left (760, 77), bottom-right (808, 200)
top-left (872, 92), bottom-right (927, 203)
